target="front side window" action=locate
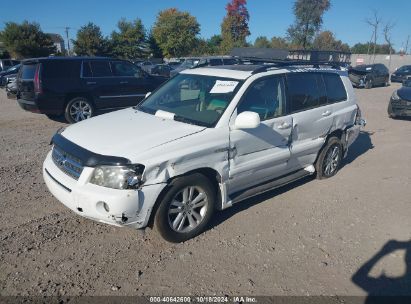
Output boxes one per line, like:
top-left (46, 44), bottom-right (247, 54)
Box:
top-left (287, 73), bottom-right (322, 112)
top-left (138, 74), bottom-right (243, 127)
top-left (237, 76), bottom-right (286, 120)
top-left (111, 61), bottom-right (143, 78)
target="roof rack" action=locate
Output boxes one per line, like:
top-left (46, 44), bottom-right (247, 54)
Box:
top-left (228, 48), bottom-right (351, 74)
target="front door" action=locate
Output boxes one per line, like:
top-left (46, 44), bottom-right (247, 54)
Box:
top-left (228, 75), bottom-right (293, 193)
top-left (111, 61), bottom-right (151, 107)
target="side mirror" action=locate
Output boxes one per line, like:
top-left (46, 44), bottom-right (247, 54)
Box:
top-left (234, 111), bottom-right (260, 130)
top-left (145, 92), bottom-right (151, 98)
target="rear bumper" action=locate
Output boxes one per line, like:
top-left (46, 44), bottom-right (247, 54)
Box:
top-left (17, 98), bottom-right (41, 113)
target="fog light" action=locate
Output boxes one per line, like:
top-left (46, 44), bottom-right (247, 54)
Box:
top-left (103, 202), bottom-right (110, 212)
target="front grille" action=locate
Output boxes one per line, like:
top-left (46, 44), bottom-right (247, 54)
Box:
top-left (52, 146), bottom-right (83, 180)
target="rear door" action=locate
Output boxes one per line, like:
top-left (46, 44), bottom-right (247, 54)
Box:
top-left (81, 60), bottom-right (123, 109)
top-left (111, 61), bottom-right (154, 107)
top-left (17, 62), bottom-right (39, 101)
top-left (287, 72), bottom-right (334, 169)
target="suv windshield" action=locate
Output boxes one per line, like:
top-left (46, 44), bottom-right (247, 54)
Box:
top-left (138, 74), bottom-right (242, 127)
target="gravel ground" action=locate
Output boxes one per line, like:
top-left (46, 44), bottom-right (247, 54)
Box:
top-left (0, 84), bottom-right (410, 297)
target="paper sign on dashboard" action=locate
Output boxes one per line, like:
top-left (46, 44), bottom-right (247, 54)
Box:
top-left (210, 80), bottom-right (239, 94)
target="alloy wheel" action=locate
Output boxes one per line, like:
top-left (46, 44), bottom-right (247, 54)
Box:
top-left (167, 186), bottom-right (208, 233)
top-left (323, 145), bottom-right (340, 176)
top-left (69, 100), bottom-right (92, 122)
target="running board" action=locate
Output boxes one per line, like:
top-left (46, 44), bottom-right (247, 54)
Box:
top-left (230, 169), bottom-right (312, 205)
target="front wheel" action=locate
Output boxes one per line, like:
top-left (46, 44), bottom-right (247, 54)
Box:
top-left (64, 97), bottom-right (94, 124)
top-left (154, 173), bottom-right (215, 243)
top-left (315, 137), bottom-right (343, 179)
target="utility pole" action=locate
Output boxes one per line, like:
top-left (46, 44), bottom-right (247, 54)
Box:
top-left (405, 35), bottom-right (410, 55)
top-left (65, 27), bottom-right (71, 56)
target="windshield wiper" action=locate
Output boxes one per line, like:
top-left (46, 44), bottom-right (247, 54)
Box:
top-left (174, 115), bottom-right (209, 127)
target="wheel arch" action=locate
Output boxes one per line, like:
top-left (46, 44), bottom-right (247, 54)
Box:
top-left (146, 167), bottom-right (222, 228)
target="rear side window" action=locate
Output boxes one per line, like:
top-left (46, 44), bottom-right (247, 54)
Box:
top-left (89, 61), bottom-right (112, 77)
top-left (322, 73), bottom-right (347, 103)
top-left (287, 73), bottom-right (323, 112)
top-left (42, 61), bottom-right (81, 79)
top-left (21, 64), bottom-right (38, 79)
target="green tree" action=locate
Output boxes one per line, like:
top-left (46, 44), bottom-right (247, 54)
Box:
top-left (73, 22), bottom-right (109, 56)
top-left (287, 0), bottom-right (330, 49)
top-left (270, 36), bottom-right (289, 49)
top-left (152, 8), bottom-right (200, 58)
top-left (220, 0), bottom-right (250, 53)
top-left (110, 18), bottom-right (146, 59)
top-left (313, 31), bottom-right (350, 52)
top-left (254, 36), bottom-right (270, 48)
top-left (207, 35), bottom-right (223, 54)
top-left (0, 21), bottom-right (55, 58)
top-left (147, 30), bottom-right (163, 58)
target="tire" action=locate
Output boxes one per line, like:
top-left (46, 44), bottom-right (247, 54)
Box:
top-left (365, 79), bottom-right (373, 89)
top-left (64, 97), bottom-right (94, 124)
top-left (315, 137), bottom-right (343, 180)
top-left (154, 173), bottom-right (215, 243)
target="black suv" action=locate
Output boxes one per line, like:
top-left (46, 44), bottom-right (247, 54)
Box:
top-left (17, 57), bottom-right (167, 123)
top-left (391, 65), bottom-right (411, 83)
top-left (348, 63), bottom-right (389, 89)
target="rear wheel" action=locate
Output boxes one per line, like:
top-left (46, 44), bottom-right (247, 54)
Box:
top-left (154, 173), bottom-right (215, 243)
top-left (365, 79), bottom-right (373, 89)
top-left (64, 97), bottom-right (94, 123)
top-left (315, 137), bottom-right (343, 180)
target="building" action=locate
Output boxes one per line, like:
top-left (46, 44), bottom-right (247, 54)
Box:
top-left (47, 33), bottom-right (66, 54)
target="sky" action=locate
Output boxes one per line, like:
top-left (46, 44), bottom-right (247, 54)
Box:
top-left (1, 0), bottom-right (410, 51)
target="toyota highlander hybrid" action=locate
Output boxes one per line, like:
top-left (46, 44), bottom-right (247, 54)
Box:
top-left (43, 60), bottom-right (366, 242)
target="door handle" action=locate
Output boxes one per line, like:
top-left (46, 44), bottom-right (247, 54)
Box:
top-left (322, 110), bottom-right (332, 117)
top-left (120, 81), bottom-right (129, 84)
top-left (277, 121), bottom-right (291, 129)
top-left (86, 81), bottom-right (96, 85)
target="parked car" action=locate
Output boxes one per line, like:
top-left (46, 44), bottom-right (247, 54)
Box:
top-left (150, 64), bottom-right (174, 77)
top-left (0, 64), bottom-right (21, 87)
top-left (348, 64), bottom-right (389, 88)
top-left (169, 57), bottom-right (201, 77)
top-left (388, 79), bottom-right (411, 118)
top-left (0, 59), bottom-right (20, 72)
top-left (170, 56), bottom-right (239, 77)
top-left (6, 76), bottom-right (18, 98)
top-left (43, 60), bottom-right (365, 242)
top-left (17, 57), bottom-right (167, 123)
top-left (391, 65), bottom-right (411, 83)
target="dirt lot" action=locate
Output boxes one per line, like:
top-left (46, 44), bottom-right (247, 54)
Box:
top-left (0, 84), bottom-right (410, 297)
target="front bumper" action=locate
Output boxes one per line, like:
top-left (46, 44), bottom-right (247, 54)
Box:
top-left (43, 151), bottom-right (166, 229)
top-left (388, 100), bottom-right (411, 117)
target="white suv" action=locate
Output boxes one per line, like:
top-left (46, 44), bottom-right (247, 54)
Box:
top-left (43, 62), bottom-right (365, 242)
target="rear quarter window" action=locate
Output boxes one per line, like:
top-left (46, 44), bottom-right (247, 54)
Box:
top-left (21, 64), bottom-right (38, 79)
top-left (323, 73), bottom-right (347, 103)
top-left (42, 61), bottom-right (81, 79)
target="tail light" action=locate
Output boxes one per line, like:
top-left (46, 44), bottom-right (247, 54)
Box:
top-left (33, 64), bottom-right (42, 94)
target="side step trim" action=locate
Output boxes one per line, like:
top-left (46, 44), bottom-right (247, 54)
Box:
top-left (231, 169), bottom-right (311, 204)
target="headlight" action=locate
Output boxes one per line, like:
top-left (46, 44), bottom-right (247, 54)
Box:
top-left (89, 165), bottom-right (145, 190)
top-left (391, 91), bottom-right (401, 101)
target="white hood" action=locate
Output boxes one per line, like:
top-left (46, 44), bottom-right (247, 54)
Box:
top-left (61, 108), bottom-right (205, 161)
